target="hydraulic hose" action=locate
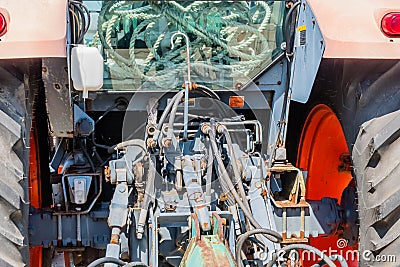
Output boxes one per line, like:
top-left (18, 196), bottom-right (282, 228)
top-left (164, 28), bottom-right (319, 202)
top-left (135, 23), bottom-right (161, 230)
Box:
top-left (167, 90), bottom-right (184, 141)
top-left (266, 244), bottom-right (336, 267)
top-left (87, 257), bottom-right (148, 267)
top-left (235, 228), bottom-right (285, 266)
top-left (158, 85), bottom-right (219, 135)
top-left (206, 128), bottom-right (282, 243)
top-left (196, 84), bottom-right (221, 100)
top-left (108, 139), bottom-right (147, 154)
top-left (217, 124), bottom-right (251, 212)
top-left (157, 90), bottom-right (185, 131)
top-left (123, 263), bottom-right (149, 267)
top-left (142, 157), bottom-right (156, 210)
top-left (205, 143), bottom-right (213, 202)
top-left (136, 157), bottom-right (156, 239)
top-left (164, 85), bottom-right (221, 142)
top-left (87, 257), bottom-right (126, 267)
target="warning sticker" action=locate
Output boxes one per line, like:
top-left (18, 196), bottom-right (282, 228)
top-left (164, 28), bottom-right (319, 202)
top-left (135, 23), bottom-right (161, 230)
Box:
top-left (297, 25), bottom-right (306, 46)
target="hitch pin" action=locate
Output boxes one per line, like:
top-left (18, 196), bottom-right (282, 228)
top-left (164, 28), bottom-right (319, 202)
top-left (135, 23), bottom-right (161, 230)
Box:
top-left (171, 32), bottom-right (191, 141)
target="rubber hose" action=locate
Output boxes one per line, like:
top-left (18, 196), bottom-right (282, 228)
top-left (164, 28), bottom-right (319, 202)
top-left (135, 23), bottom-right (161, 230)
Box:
top-left (235, 228), bottom-right (285, 266)
top-left (157, 90), bottom-right (184, 131)
top-left (284, 1), bottom-right (301, 55)
top-left (167, 89), bottom-right (184, 140)
top-left (266, 244), bottom-right (336, 267)
top-left (108, 139), bottom-right (147, 154)
top-left (196, 84), bottom-right (221, 100)
top-left (208, 130), bottom-right (282, 243)
top-left (218, 124), bottom-right (251, 212)
top-left (123, 263), bottom-right (149, 267)
top-left (87, 257), bottom-right (126, 267)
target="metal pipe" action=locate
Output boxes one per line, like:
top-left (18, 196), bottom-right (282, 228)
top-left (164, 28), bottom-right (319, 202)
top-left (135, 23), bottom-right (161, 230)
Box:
top-left (219, 120), bottom-right (262, 143)
top-left (57, 214), bottom-right (62, 247)
top-left (183, 81), bottom-right (189, 140)
top-left (170, 31), bottom-right (191, 84)
top-left (169, 120), bottom-right (262, 145)
top-left (282, 208), bottom-right (287, 239)
top-left (76, 208), bottom-right (82, 246)
top-left (205, 143), bottom-right (213, 203)
top-left (171, 32), bottom-right (191, 141)
top-left (301, 207), bottom-right (305, 238)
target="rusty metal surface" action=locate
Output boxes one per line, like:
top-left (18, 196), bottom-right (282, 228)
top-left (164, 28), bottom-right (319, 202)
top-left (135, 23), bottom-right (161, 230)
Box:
top-left (180, 213), bottom-right (236, 267)
top-left (43, 58), bottom-right (73, 137)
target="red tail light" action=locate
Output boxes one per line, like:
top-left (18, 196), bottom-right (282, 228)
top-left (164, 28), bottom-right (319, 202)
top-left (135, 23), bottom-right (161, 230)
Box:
top-left (382, 12), bottom-right (400, 37)
top-left (0, 13), bottom-right (6, 37)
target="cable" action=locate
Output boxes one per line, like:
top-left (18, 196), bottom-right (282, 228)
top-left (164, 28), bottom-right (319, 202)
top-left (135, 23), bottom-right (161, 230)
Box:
top-left (70, 1), bottom-right (90, 35)
top-left (79, 139), bottom-right (96, 172)
top-left (266, 244), bottom-right (336, 267)
top-left (69, 8), bottom-right (81, 43)
top-left (69, 0), bottom-right (91, 44)
top-left (96, 102), bottom-right (118, 124)
top-left (91, 133), bottom-right (113, 151)
top-left (69, 2), bottom-right (86, 44)
top-left (284, 1), bottom-right (301, 56)
top-left (205, 142), bottom-right (213, 201)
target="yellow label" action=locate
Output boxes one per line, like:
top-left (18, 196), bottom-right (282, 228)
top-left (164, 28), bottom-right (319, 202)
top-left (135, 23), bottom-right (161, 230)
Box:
top-left (298, 25), bottom-right (306, 32)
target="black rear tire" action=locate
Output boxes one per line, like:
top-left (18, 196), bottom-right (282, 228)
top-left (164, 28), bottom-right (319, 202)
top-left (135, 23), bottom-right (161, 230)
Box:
top-left (0, 60), bottom-right (39, 266)
top-left (353, 110), bottom-right (400, 266)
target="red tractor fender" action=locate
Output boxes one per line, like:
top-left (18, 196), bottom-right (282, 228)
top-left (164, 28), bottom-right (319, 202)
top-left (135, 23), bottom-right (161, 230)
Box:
top-left (0, 0), bottom-right (66, 59)
top-left (308, 0), bottom-right (400, 59)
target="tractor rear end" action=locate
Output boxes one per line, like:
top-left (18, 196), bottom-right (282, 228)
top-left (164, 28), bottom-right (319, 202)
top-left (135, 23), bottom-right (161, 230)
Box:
top-left (0, 1), bottom-right (399, 267)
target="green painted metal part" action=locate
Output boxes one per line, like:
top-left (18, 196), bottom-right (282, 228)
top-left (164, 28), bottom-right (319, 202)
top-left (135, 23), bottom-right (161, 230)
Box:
top-left (180, 212), bottom-right (237, 267)
top-left (180, 235), bottom-right (237, 267)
